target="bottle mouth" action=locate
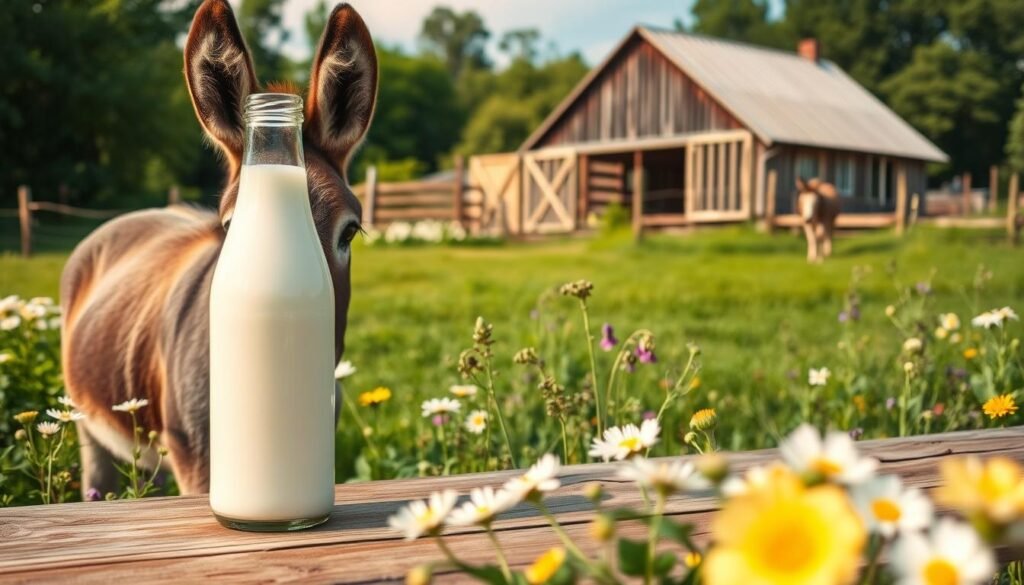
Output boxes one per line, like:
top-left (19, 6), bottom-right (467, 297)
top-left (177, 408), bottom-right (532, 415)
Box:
top-left (244, 93), bottom-right (304, 126)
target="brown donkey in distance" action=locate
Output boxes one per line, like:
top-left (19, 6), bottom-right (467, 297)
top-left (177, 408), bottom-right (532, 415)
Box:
top-left (796, 177), bottom-right (841, 263)
top-left (59, 0), bottom-right (376, 497)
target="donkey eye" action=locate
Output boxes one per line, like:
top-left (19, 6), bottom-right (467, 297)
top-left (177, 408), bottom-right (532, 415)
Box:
top-left (338, 222), bottom-right (361, 250)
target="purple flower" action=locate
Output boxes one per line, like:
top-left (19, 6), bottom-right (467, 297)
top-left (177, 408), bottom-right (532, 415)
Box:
top-left (86, 488), bottom-right (102, 502)
top-left (642, 410), bottom-right (656, 420)
top-left (849, 306), bottom-right (860, 321)
top-left (635, 346), bottom-right (656, 364)
top-left (599, 323), bottom-right (618, 351)
top-left (838, 311), bottom-right (849, 323)
top-left (432, 414), bottom-right (448, 427)
top-left (848, 427), bottom-right (864, 440)
top-left (915, 282), bottom-right (932, 296)
top-left (885, 397), bottom-right (896, 410)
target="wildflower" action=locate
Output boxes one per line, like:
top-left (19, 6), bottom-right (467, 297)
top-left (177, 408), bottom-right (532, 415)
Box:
top-left (112, 398), bottom-right (149, 413)
top-left (421, 397), bottom-right (461, 418)
top-left (963, 347), bottom-right (979, 360)
top-left (915, 281), bottom-right (932, 295)
top-left (14, 410), bottom-right (38, 425)
top-left (558, 280), bottom-right (593, 300)
top-left (431, 414), bottom-right (447, 427)
top-left (618, 457), bottom-right (708, 495)
top-left (720, 463), bottom-right (794, 498)
top-left (0, 351), bottom-right (12, 364)
top-left (982, 394), bottom-right (1017, 419)
top-left (885, 305), bottom-right (896, 317)
top-left (635, 334), bottom-right (656, 363)
top-left (85, 488), bottom-right (102, 502)
top-left (837, 311), bottom-right (848, 323)
top-left (696, 453), bottom-right (730, 484)
top-left (704, 465), bottom-right (865, 585)
top-left (36, 421), bottom-right (61, 437)
top-left (583, 483), bottom-right (603, 503)
top-left (449, 384), bottom-right (477, 398)
top-left (852, 395), bottom-right (867, 414)
top-left (684, 551), bottom-right (702, 568)
top-left (972, 306), bottom-right (1018, 329)
top-left (936, 457), bottom-right (1024, 525)
top-left (334, 360), bottom-right (356, 379)
top-left (0, 316), bottom-right (21, 330)
top-left (46, 409), bottom-right (85, 423)
top-left (599, 323), bottom-right (617, 351)
top-left (886, 397), bottom-right (897, 410)
top-left (588, 419), bottom-right (660, 462)
top-left (14, 429), bottom-right (27, 441)
top-left (690, 376), bottom-right (702, 390)
top-left (503, 454), bottom-right (561, 502)
top-left (387, 490), bottom-right (458, 541)
top-left (513, 347), bottom-right (540, 365)
top-left (448, 486), bottom-right (516, 527)
top-left (472, 316), bottom-right (493, 346)
top-left (464, 410), bottom-right (488, 434)
top-left (358, 387), bottom-right (392, 407)
top-left (940, 313), bottom-right (961, 331)
top-left (689, 408), bottom-right (717, 431)
top-left (933, 403), bottom-right (946, 417)
top-left (849, 427), bottom-right (864, 440)
top-left (590, 515), bottom-right (615, 542)
top-left (808, 367), bottom-right (831, 387)
top-left (779, 423), bottom-right (879, 485)
top-left (950, 332), bottom-right (963, 344)
top-left (934, 326), bottom-right (949, 339)
top-left (850, 475), bottom-right (933, 538)
top-left (525, 548), bottom-right (566, 585)
top-left (406, 565), bottom-right (432, 585)
top-left (891, 518), bottom-right (994, 585)
top-left (904, 361), bottom-right (915, 374)
top-left (457, 349), bottom-right (483, 377)
top-left (58, 395), bottom-right (75, 408)
top-left (902, 337), bottom-right (923, 354)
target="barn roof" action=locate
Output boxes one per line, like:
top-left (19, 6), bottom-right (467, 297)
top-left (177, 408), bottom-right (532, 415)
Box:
top-left (522, 27), bottom-right (948, 163)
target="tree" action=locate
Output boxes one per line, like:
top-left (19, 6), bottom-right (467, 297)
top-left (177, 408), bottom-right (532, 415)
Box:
top-left (1006, 83), bottom-right (1024, 173)
top-left (419, 7), bottom-right (490, 80)
top-left (238, 0), bottom-right (293, 84)
top-left (688, 0), bottom-right (791, 49)
top-left (498, 29), bottom-right (541, 63)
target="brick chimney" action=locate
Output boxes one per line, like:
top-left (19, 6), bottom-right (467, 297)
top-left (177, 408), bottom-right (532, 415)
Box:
top-left (797, 38), bottom-right (820, 62)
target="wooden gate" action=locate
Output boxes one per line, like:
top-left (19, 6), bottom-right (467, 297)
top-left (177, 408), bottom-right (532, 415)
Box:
top-left (685, 130), bottom-right (753, 222)
top-left (522, 148), bottom-right (577, 233)
top-left (467, 153), bottom-right (521, 235)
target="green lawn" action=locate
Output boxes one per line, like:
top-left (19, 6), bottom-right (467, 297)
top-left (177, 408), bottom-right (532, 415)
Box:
top-left (2, 224), bottom-right (1023, 481)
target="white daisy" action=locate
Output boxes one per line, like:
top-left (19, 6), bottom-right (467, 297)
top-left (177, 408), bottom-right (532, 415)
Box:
top-left (58, 395), bottom-right (75, 407)
top-left (421, 397), bottom-right (461, 418)
top-left (46, 408), bottom-right (85, 423)
top-left (972, 307), bottom-right (1018, 329)
top-left (779, 423), bottom-right (878, 485)
top-left (0, 352), bottom-right (13, 364)
top-left (448, 486), bottom-right (516, 527)
top-left (19, 302), bottom-right (47, 320)
top-left (850, 475), bottom-right (933, 538)
top-left (334, 360), bottom-right (356, 379)
top-left (588, 419), bottom-right (660, 462)
top-left (720, 463), bottom-right (791, 498)
top-left (449, 384), bottom-right (478, 398)
top-left (464, 410), bottom-right (488, 434)
top-left (0, 316), bottom-right (21, 331)
top-left (36, 421), bottom-right (61, 437)
top-left (503, 454), bottom-right (561, 502)
top-left (0, 295), bottom-right (20, 315)
top-left (808, 367), bottom-right (831, 386)
top-left (891, 518), bottom-right (995, 585)
top-left (112, 398), bottom-right (149, 413)
top-left (940, 313), bottom-right (960, 331)
top-left (387, 489), bottom-right (458, 541)
top-left (34, 319), bottom-right (48, 331)
top-left (618, 457), bottom-right (709, 495)
top-left (47, 317), bottom-right (61, 330)
top-left (902, 337), bottom-right (923, 354)
top-left (998, 306), bottom-right (1019, 322)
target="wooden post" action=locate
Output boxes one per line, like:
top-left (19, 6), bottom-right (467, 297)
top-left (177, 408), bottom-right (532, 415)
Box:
top-left (168, 185), bottom-right (181, 206)
top-left (632, 150), bottom-right (643, 241)
top-left (764, 169), bottom-right (777, 233)
top-left (961, 172), bottom-right (972, 215)
top-left (578, 153), bottom-right (589, 225)
top-left (989, 165), bottom-right (999, 213)
top-left (452, 155), bottom-right (465, 227)
top-left (909, 193), bottom-right (920, 227)
top-left (18, 185), bottom-right (32, 258)
top-left (365, 166), bottom-right (377, 228)
top-left (1009, 173), bottom-right (1020, 245)
top-left (895, 164), bottom-right (908, 235)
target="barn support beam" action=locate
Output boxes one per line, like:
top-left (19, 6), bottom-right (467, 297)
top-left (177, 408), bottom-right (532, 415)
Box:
top-left (578, 154), bottom-right (590, 224)
top-left (632, 150), bottom-right (643, 241)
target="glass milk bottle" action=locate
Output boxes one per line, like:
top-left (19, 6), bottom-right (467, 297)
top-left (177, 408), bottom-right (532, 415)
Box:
top-left (209, 94), bottom-right (335, 531)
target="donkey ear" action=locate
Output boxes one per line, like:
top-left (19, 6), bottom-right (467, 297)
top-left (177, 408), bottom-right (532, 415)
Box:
top-left (184, 0), bottom-right (259, 166)
top-left (305, 4), bottom-right (378, 168)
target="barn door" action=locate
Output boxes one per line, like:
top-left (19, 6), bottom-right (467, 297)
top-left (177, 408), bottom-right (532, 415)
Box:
top-left (468, 153), bottom-right (521, 236)
top-left (523, 148), bottom-right (577, 233)
top-left (685, 130), bottom-right (753, 222)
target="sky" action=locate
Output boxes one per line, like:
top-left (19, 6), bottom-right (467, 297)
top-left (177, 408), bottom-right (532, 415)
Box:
top-left (249, 0), bottom-right (784, 69)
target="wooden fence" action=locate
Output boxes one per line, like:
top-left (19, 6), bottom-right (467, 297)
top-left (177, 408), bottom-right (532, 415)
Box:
top-left (0, 427), bottom-right (1021, 582)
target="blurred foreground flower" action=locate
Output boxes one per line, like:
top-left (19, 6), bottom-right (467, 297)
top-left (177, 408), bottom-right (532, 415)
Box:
top-left (780, 423), bottom-right (878, 485)
top-left (617, 457), bottom-right (707, 495)
top-left (525, 548), bottom-right (565, 585)
top-left (850, 475), bottom-right (932, 538)
top-left (588, 419), bottom-right (660, 461)
top-left (112, 398), bottom-right (149, 413)
top-left (387, 490), bottom-right (458, 541)
top-left (503, 454), bottom-right (560, 502)
top-left (448, 486), bottom-right (515, 527)
top-left (892, 518), bottom-right (994, 585)
top-left (334, 360), bottom-right (356, 379)
top-left (936, 456), bottom-right (1024, 529)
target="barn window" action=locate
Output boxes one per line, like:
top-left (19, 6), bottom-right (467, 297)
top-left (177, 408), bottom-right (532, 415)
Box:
top-left (795, 154), bottom-right (819, 181)
top-left (835, 156), bottom-right (855, 197)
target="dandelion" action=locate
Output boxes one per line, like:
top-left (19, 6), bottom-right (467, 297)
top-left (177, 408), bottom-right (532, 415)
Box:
top-left (503, 454), bottom-right (561, 502)
top-left (112, 398), bottom-right (149, 413)
top-left (45, 409), bottom-right (85, 423)
top-left (684, 551), bottom-right (702, 568)
top-left (982, 394), bottom-right (1017, 419)
top-left (36, 421), bottom-right (61, 437)
top-left (808, 367), bottom-right (831, 386)
top-left (334, 360), bottom-right (356, 379)
top-left (940, 313), bottom-right (961, 331)
top-left (617, 457), bottom-right (708, 495)
top-left (891, 518), bottom-right (995, 585)
top-left (779, 423), bottom-right (878, 485)
top-left (902, 337), bottom-right (923, 353)
top-left (464, 410), bottom-right (488, 434)
top-left (358, 387), bottom-right (392, 407)
top-left (524, 548), bottom-right (566, 585)
top-left (0, 316), bottom-right (21, 330)
top-left (850, 475), bottom-right (933, 538)
top-left (421, 397), bottom-right (461, 418)
top-left (14, 410), bottom-right (39, 425)
top-left (936, 457), bottom-right (1024, 525)
top-left (599, 323), bottom-right (618, 351)
top-left (963, 347), bottom-right (979, 360)
top-left (689, 408), bottom-right (717, 431)
top-left (588, 419), bottom-right (660, 462)
top-left (387, 490), bottom-right (458, 541)
top-left (449, 384), bottom-right (478, 398)
top-left (704, 464), bottom-right (865, 585)
top-left (448, 486), bottom-right (516, 527)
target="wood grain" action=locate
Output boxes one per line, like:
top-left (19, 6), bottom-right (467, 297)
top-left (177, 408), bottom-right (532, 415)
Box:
top-left (1, 428), bottom-right (1021, 584)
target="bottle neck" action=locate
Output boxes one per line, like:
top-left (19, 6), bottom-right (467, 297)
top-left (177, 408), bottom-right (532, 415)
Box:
top-left (242, 94), bottom-right (305, 168)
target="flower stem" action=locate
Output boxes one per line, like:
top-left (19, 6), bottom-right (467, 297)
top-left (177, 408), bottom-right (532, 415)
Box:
top-left (899, 371), bottom-right (911, 437)
top-left (579, 300), bottom-right (603, 435)
top-left (559, 418), bottom-right (570, 463)
top-left (860, 534), bottom-right (883, 585)
top-left (536, 501), bottom-right (614, 584)
top-left (486, 527), bottom-right (513, 581)
top-left (645, 493), bottom-right (666, 585)
top-left (481, 365), bottom-right (517, 469)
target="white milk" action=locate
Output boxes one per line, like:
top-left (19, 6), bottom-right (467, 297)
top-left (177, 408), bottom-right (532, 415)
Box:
top-left (209, 164), bottom-right (335, 525)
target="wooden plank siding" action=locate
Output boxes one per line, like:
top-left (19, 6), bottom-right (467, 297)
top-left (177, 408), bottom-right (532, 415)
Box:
top-left (534, 38), bottom-right (743, 149)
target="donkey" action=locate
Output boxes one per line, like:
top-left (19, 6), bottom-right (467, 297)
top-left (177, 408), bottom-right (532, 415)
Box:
top-left (59, 0), bottom-right (377, 497)
top-left (795, 177), bottom-right (841, 263)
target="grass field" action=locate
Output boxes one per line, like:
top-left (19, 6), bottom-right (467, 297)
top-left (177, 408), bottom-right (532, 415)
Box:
top-left (2, 223), bottom-right (1023, 481)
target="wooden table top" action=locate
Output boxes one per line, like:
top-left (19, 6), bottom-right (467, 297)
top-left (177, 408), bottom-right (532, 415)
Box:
top-left (1, 427), bottom-right (1022, 584)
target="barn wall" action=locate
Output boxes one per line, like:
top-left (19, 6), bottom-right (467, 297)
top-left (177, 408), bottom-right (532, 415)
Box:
top-left (534, 38), bottom-right (744, 148)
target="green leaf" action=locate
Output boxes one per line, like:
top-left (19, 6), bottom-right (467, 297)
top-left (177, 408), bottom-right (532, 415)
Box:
top-left (658, 517), bottom-right (695, 547)
top-left (458, 563), bottom-right (510, 585)
top-left (618, 537), bottom-right (649, 576)
top-left (653, 552), bottom-right (676, 577)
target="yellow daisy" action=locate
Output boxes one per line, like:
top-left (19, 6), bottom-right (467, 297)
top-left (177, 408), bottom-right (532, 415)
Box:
top-left (525, 548), bottom-right (565, 584)
top-left (963, 348), bottom-right (979, 360)
top-left (359, 387), bottom-right (392, 407)
top-left (982, 394), bottom-right (1017, 419)
top-left (936, 457), bottom-right (1024, 525)
top-left (690, 408), bottom-right (718, 431)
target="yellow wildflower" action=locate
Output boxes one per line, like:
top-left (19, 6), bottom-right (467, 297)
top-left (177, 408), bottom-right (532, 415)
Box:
top-left (852, 395), bottom-right (867, 414)
top-left (963, 348), bottom-right (979, 360)
top-left (983, 394), bottom-right (1017, 419)
top-left (13, 410), bottom-right (39, 425)
top-left (689, 377), bottom-right (702, 390)
top-left (684, 551), bottom-right (702, 568)
top-left (936, 457), bottom-right (1024, 525)
top-left (359, 387), bottom-right (392, 407)
top-left (690, 408), bottom-right (717, 431)
top-left (525, 548), bottom-right (565, 584)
